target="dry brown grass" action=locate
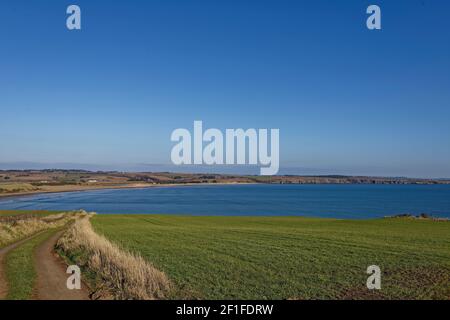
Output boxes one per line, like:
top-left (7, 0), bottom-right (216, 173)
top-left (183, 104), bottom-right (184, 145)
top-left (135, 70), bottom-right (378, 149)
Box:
top-left (0, 183), bottom-right (38, 194)
top-left (56, 216), bottom-right (171, 300)
top-left (0, 211), bottom-right (82, 247)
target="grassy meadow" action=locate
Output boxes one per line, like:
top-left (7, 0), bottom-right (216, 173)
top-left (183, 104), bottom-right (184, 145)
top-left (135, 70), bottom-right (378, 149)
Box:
top-left (91, 215), bottom-right (450, 300)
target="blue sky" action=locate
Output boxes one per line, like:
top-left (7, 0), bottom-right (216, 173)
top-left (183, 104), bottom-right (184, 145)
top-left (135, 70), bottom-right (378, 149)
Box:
top-left (0, 0), bottom-right (449, 177)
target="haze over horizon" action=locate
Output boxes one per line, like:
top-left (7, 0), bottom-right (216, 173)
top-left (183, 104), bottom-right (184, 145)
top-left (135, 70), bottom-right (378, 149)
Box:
top-left (1, 0), bottom-right (449, 178)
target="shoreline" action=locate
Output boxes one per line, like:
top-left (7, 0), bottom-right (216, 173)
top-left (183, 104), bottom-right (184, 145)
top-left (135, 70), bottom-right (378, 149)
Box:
top-left (1, 181), bottom-right (450, 201)
top-left (0, 182), bottom-right (256, 200)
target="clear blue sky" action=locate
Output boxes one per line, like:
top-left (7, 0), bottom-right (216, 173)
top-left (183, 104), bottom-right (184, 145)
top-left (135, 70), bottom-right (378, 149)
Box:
top-left (0, 0), bottom-right (449, 177)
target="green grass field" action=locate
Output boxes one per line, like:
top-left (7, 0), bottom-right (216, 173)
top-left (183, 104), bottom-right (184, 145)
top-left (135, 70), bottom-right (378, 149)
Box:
top-left (91, 215), bottom-right (450, 300)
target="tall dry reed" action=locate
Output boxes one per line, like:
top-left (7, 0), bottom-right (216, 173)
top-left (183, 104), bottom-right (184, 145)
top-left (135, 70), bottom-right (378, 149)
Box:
top-left (56, 216), bottom-right (170, 300)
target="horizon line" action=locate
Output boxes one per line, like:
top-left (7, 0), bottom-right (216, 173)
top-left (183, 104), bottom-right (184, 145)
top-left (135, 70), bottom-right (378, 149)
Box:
top-left (0, 166), bottom-right (449, 181)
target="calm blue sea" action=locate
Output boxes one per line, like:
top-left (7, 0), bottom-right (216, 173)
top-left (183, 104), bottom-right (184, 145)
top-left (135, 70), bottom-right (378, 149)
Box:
top-left (0, 184), bottom-right (449, 219)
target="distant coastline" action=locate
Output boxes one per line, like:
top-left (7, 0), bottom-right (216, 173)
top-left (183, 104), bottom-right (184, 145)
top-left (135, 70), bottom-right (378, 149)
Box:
top-left (1, 169), bottom-right (449, 199)
top-left (0, 181), bottom-right (254, 199)
top-left (1, 183), bottom-right (450, 219)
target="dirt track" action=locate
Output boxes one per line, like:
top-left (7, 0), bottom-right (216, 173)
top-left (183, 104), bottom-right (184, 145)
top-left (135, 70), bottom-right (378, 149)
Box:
top-left (0, 233), bottom-right (42, 299)
top-left (33, 230), bottom-right (90, 300)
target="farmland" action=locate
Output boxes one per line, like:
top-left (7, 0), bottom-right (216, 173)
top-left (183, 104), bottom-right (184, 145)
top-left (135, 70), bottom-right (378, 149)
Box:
top-left (1, 170), bottom-right (449, 199)
top-left (91, 215), bottom-right (450, 299)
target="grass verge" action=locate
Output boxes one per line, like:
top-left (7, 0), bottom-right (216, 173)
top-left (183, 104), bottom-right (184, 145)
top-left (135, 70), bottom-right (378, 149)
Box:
top-left (4, 229), bottom-right (58, 300)
top-left (0, 211), bottom-right (83, 248)
top-left (56, 217), bottom-right (170, 300)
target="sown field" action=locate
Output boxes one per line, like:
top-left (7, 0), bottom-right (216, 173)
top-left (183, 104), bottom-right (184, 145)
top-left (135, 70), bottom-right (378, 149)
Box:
top-left (91, 215), bottom-right (450, 300)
